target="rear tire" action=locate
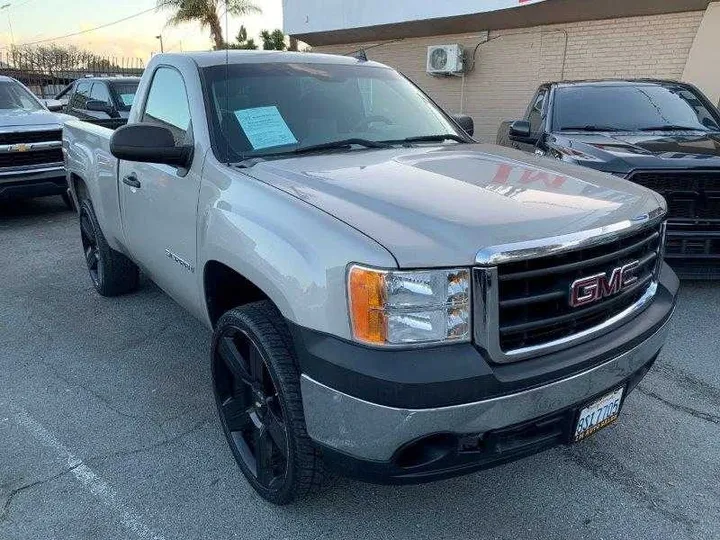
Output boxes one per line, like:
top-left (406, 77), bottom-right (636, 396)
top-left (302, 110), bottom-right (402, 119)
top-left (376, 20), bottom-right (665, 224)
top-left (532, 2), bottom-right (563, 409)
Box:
top-left (211, 301), bottom-right (324, 505)
top-left (79, 198), bottom-right (139, 296)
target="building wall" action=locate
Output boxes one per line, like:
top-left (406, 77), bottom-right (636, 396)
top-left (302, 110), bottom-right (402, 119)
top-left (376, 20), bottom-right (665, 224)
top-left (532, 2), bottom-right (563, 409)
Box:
top-left (314, 11), bottom-right (704, 143)
top-left (683, 2), bottom-right (720, 104)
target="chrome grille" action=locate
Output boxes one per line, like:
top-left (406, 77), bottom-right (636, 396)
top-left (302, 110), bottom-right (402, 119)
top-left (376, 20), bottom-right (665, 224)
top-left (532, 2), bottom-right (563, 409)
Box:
top-left (0, 148), bottom-right (63, 168)
top-left (474, 218), bottom-right (665, 363)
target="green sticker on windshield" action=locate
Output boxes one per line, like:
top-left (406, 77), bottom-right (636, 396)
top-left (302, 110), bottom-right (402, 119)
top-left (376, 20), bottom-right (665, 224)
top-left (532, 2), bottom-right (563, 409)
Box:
top-left (235, 106), bottom-right (297, 150)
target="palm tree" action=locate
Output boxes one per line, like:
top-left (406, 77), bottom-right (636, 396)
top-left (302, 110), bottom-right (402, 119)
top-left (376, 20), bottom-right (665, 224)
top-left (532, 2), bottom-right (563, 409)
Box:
top-left (157, 0), bottom-right (262, 50)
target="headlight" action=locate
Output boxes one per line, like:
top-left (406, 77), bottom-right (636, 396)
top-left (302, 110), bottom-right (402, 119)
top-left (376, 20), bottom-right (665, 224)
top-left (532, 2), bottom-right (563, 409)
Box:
top-left (347, 265), bottom-right (471, 346)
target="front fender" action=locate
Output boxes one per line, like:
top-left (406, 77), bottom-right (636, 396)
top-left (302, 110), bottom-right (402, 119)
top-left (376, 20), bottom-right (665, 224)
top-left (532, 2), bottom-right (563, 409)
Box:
top-left (198, 162), bottom-right (397, 339)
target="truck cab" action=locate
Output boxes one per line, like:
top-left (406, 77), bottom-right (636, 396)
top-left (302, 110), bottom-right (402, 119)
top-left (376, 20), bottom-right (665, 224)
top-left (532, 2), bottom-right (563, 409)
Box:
top-left (63, 77), bottom-right (140, 129)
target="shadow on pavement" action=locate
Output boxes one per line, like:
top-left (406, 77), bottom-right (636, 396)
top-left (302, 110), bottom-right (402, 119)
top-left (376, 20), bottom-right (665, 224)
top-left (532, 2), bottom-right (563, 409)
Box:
top-left (0, 195), bottom-right (72, 221)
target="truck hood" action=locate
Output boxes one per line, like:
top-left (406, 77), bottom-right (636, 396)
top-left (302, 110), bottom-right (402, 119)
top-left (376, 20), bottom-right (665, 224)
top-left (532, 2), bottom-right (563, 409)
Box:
top-left (0, 109), bottom-right (69, 129)
top-left (548, 131), bottom-right (720, 173)
top-left (243, 144), bottom-right (664, 267)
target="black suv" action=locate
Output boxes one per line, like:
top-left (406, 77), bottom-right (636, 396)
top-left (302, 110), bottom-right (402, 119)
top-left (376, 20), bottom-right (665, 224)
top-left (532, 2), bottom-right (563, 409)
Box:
top-left (498, 79), bottom-right (720, 279)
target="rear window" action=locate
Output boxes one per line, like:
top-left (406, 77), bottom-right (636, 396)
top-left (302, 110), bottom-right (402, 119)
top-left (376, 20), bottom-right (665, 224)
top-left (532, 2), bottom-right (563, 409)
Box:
top-left (553, 84), bottom-right (720, 131)
top-left (111, 81), bottom-right (139, 111)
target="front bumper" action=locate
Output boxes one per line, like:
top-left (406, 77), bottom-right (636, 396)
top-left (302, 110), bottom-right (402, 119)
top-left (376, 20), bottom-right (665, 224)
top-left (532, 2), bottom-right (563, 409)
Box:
top-left (664, 222), bottom-right (720, 279)
top-left (294, 264), bottom-right (678, 482)
top-left (0, 165), bottom-right (67, 201)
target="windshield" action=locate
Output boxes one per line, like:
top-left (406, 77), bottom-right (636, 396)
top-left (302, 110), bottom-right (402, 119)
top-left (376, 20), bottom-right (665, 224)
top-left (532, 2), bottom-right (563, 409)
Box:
top-left (553, 84), bottom-right (720, 132)
top-left (0, 80), bottom-right (43, 112)
top-left (202, 62), bottom-right (464, 162)
top-left (111, 81), bottom-right (139, 111)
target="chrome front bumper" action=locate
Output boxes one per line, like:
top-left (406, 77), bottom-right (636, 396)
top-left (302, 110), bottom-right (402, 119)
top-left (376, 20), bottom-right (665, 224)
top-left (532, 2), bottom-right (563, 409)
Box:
top-left (301, 314), bottom-right (672, 462)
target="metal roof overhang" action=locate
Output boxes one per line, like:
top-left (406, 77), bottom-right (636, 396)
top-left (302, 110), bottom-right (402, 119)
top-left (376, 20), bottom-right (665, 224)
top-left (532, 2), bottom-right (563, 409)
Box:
top-left (292, 0), bottom-right (713, 46)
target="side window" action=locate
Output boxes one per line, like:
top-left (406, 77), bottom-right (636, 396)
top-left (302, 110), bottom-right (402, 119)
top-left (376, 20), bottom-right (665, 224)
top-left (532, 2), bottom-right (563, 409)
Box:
top-left (527, 89), bottom-right (547, 133)
top-left (142, 67), bottom-right (191, 144)
top-left (89, 82), bottom-right (111, 105)
top-left (72, 82), bottom-right (91, 109)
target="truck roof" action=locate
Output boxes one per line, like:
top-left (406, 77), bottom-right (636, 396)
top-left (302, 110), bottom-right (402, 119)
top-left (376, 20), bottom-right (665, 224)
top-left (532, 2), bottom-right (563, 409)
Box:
top-left (77, 76), bottom-right (141, 83)
top-left (156, 50), bottom-right (388, 69)
top-left (548, 79), bottom-right (687, 88)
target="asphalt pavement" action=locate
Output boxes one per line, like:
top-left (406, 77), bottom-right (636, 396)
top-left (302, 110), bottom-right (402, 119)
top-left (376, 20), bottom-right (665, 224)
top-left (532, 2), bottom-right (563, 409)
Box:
top-left (1, 196), bottom-right (719, 540)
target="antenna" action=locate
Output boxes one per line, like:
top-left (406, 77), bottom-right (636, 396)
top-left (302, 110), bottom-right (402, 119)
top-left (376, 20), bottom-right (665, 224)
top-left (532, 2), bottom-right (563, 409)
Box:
top-left (349, 49), bottom-right (368, 62)
top-left (225, 0), bottom-right (230, 165)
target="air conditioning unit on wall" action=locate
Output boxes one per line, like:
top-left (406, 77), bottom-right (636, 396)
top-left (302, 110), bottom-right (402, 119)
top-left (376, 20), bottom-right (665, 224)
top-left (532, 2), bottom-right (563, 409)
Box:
top-left (426, 44), bottom-right (464, 75)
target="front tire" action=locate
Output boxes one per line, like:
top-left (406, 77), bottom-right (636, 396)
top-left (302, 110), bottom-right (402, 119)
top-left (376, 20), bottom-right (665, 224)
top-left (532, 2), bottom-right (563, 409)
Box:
top-left (211, 301), bottom-right (324, 505)
top-left (79, 199), bottom-right (139, 296)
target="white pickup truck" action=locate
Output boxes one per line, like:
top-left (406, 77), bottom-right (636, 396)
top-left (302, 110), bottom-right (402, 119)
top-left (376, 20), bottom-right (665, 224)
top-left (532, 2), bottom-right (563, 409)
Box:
top-left (64, 51), bottom-right (678, 504)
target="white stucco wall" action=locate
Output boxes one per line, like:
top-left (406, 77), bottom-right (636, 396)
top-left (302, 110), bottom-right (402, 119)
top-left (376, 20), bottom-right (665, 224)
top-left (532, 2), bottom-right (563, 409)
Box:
top-left (283, 0), bottom-right (547, 35)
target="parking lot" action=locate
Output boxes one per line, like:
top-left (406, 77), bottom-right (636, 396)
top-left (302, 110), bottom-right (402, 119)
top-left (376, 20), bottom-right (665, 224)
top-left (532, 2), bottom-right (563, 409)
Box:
top-left (1, 197), bottom-right (719, 540)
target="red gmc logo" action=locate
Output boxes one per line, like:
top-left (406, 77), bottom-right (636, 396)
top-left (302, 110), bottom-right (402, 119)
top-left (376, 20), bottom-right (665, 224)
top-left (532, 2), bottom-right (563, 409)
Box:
top-left (569, 261), bottom-right (640, 308)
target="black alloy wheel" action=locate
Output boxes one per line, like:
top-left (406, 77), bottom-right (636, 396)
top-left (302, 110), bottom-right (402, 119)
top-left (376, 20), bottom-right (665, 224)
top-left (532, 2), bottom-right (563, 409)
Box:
top-left (77, 198), bottom-right (139, 297)
top-left (214, 326), bottom-right (290, 492)
top-left (211, 302), bottom-right (325, 505)
top-left (79, 205), bottom-right (102, 288)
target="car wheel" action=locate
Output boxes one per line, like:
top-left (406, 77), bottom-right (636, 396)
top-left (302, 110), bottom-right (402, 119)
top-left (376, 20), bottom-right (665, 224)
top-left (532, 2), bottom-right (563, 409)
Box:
top-left (79, 198), bottom-right (139, 296)
top-left (211, 301), bottom-right (325, 505)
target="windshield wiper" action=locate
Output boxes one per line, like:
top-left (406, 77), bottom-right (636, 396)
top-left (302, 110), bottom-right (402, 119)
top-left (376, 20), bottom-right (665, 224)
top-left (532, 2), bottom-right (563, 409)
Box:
top-left (383, 134), bottom-right (468, 144)
top-left (558, 125), bottom-right (629, 132)
top-left (287, 138), bottom-right (392, 155)
top-left (636, 125), bottom-right (709, 131)
top-left (230, 138), bottom-right (392, 168)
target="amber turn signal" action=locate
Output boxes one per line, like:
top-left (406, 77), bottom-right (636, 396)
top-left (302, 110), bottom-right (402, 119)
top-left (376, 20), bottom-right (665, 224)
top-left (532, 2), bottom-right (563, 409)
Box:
top-left (348, 266), bottom-right (388, 344)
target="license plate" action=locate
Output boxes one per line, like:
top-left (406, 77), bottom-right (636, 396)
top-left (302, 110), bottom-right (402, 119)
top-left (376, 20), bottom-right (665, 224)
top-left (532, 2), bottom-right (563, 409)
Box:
top-left (574, 387), bottom-right (624, 442)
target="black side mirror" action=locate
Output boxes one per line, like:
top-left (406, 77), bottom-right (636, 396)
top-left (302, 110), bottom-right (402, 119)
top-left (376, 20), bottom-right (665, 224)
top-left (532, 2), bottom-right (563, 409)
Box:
top-left (110, 124), bottom-right (193, 168)
top-left (86, 100), bottom-right (113, 113)
top-left (509, 120), bottom-right (533, 140)
top-left (452, 114), bottom-right (474, 137)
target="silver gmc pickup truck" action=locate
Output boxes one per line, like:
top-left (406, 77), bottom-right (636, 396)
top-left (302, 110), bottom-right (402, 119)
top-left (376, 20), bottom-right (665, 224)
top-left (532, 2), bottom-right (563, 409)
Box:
top-left (64, 51), bottom-right (678, 505)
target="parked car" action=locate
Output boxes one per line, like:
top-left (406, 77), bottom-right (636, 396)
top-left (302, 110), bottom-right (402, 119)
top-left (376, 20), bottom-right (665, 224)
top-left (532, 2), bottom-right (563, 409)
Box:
top-left (497, 79), bottom-right (720, 279)
top-left (61, 76), bottom-right (140, 129)
top-left (65, 52), bottom-right (678, 504)
top-left (0, 75), bottom-right (73, 209)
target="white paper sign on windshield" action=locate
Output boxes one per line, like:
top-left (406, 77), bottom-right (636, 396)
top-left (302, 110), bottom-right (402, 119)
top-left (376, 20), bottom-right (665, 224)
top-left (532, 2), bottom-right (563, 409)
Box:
top-left (235, 106), bottom-right (298, 150)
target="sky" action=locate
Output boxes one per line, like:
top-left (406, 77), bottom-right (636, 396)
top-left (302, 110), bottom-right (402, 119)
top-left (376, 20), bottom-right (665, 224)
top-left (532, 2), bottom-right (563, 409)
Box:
top-left (0, 0), bottom-right (284, 62)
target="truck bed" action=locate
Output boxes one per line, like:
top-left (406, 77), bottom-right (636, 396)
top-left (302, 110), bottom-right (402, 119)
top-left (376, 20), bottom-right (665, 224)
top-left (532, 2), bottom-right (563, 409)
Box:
top-left (64, 119), bottom-right (125, 251)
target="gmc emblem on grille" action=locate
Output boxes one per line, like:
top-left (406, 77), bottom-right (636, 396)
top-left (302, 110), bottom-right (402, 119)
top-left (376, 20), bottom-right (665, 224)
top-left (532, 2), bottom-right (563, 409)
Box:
top-left (569, 261), bottom-right (640, 308)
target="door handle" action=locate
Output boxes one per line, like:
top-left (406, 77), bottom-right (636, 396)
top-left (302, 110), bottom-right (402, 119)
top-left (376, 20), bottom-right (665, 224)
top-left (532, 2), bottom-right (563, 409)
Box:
top-left (122, 173), bottom-right (141, 189)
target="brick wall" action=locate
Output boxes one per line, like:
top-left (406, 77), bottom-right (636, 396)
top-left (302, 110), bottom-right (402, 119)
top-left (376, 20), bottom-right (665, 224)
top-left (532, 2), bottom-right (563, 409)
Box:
top-left (313, 11), bottom-right (704, 142)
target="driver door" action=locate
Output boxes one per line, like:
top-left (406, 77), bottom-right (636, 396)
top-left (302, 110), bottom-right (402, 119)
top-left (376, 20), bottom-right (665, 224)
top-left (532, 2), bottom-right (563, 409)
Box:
top-left (119, 66), bottom-right (202, 311)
